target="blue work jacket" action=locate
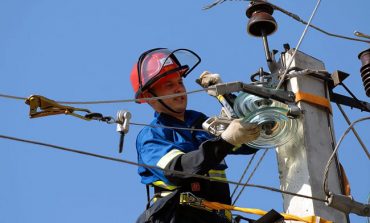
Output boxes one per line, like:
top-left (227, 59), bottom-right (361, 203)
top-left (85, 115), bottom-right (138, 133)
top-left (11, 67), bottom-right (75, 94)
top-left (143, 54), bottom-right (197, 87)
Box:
top-left (136, 110), bottom-right (220, 185)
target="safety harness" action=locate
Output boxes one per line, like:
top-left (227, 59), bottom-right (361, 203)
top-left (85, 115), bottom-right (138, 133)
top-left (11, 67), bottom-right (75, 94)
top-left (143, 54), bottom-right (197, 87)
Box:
top-left (180, 192), bottom-right (334, 223)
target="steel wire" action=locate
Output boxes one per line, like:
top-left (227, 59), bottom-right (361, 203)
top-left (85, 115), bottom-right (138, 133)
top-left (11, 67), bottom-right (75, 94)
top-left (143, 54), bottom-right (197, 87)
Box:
top-left (0, 89), bottom-right (207, 105)
top-left (323, 116), bottom-right (370, 195)
top-left (0, 133), bottom-right (327, 203)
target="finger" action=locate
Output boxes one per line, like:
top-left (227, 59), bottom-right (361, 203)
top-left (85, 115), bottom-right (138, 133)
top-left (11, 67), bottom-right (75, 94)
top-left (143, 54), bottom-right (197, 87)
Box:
top-left (247, 131), bottom-right (260, 141)
top-left (199, 71), bottom-right (210, 79)
top-left (240, 122), bottom-right (259, 129)
top-left (201, 78), bottom-right (210, 87)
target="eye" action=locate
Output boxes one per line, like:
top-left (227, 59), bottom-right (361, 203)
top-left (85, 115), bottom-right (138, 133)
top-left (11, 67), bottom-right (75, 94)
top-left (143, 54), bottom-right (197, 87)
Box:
top-left (164, 82), bottom-right (174, 89)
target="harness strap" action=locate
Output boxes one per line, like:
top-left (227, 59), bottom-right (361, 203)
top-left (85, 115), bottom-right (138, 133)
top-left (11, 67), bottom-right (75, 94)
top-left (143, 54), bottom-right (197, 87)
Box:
top-left (180, 192), bottom-right (333, 223)
top-left (146, 184), bottom-right (151, 210)
top-left (148, 89), bottom-right (182, 114)
top-left (295, 91), bottom-right (332, 113)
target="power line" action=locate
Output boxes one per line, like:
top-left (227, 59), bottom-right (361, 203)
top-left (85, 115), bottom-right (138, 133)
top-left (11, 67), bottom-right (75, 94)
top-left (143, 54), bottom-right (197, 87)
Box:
top-left (0, 94), bottom-right (27, 100)
top-left (336, 104), bottom-right (370, 159)
top-left (203, 0), bottom-right (370, 44)
top-left (129, 122), bottom-right (209, 132)
top-left (0, 89), bottom-right (207, 105)
top-left (323, 116), bottom-right (370, 196)
top-left (0, 133), bottom-right (327, 203)
top-left (276, 0), bottom-right (322, 89)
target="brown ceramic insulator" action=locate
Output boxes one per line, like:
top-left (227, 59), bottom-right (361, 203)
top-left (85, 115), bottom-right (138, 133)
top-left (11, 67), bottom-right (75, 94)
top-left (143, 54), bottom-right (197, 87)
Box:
top-left (358, 48), bottom-right (370, 97)
top-left (246, 1), bottom-right (277, 37)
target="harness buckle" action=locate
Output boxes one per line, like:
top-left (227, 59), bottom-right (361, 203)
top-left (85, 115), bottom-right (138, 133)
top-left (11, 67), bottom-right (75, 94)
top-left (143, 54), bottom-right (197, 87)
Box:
top-left (179, 192), bottom-right (208, 209)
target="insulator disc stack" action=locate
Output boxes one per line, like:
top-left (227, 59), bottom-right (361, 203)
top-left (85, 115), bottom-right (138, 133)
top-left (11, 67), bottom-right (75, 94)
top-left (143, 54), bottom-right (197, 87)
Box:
top-left (358, 48), bottom-right (370, 97)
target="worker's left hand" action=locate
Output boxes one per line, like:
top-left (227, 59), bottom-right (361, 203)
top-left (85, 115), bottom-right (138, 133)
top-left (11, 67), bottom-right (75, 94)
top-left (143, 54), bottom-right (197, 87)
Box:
top-left (197, 71), bottom-right (222, 96)
top-left (221, 119), bottom-right (260, 146)
top-left (198, 71), bottom-right (222, 87)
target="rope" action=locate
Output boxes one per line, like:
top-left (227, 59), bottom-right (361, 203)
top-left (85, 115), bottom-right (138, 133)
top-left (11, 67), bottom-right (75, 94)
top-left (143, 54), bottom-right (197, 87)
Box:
top-left (0, 133), bottom-right (327, 203)
top-left (276, 0), bottom-right (322, 89)
top-left (232, 149), bottom-right (268, 205)
top-left (323, 116), bottom-right (370, 195)
top-left (202, 200), bottom-right (333, 223)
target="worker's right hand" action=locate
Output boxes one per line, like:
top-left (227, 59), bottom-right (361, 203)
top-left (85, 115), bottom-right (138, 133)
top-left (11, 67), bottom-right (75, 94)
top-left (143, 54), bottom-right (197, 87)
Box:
top-left (221, 119), bottom-right (260, 146)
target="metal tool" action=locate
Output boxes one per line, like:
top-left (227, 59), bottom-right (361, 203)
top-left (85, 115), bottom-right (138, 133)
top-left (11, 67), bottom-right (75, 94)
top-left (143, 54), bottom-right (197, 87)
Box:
top-left (25, 95), bottom-right (91, 120)
top-left (116, 110), bottom-right (132, 153)
top-left (202, 116), bottom-right (233, 136)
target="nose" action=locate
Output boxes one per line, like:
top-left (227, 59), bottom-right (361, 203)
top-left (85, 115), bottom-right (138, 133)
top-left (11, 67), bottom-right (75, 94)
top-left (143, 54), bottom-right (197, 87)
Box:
top-left (175, 82), bottom-right (186, 93)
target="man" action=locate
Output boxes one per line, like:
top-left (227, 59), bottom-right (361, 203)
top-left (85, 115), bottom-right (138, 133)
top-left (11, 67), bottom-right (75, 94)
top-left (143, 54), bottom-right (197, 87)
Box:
top-left (130, 48), bottom-right (260, 223)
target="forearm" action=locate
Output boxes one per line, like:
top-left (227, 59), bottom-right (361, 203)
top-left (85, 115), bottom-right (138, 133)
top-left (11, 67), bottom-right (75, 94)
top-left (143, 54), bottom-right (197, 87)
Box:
top-left (164, 137), bottom-right (233, 182)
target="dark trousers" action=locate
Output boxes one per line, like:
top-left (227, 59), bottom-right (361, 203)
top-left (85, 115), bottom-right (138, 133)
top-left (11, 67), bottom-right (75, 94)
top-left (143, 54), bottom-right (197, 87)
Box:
top-left (136, 191), bottom-right (230, 223)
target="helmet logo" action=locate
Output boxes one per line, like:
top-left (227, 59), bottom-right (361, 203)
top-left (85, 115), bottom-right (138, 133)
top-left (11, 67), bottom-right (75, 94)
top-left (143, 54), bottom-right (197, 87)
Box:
top-left (160, 57), bottom-right (174, 67)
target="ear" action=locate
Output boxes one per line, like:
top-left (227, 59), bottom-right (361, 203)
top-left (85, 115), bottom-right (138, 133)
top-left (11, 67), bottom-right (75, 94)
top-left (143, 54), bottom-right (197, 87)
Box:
top-left (141, 91), bottom-right (156, 106)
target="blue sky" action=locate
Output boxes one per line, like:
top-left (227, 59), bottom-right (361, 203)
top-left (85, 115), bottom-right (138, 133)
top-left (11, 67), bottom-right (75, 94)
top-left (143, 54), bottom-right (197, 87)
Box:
top-left (0, 0), bottom-right (369, 222)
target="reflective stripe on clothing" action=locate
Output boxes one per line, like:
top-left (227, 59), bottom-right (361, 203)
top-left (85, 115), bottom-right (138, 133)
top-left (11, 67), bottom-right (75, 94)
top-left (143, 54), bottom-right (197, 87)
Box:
top-left (209, 169), bottom-right (227, 181)
top-left (152, 180), bottom-right (178, 190)
top-left (156, 149), bottom-right (184, 169)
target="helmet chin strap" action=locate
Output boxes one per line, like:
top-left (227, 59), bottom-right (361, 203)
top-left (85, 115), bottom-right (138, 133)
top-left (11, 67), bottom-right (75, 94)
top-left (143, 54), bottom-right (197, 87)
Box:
top-left (148, 89), bottom-right (182, 114)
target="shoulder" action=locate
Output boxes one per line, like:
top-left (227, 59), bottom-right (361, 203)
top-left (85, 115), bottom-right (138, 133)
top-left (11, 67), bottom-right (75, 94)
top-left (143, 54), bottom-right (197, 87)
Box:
top-left (136, 121), bottom-right (165, 142)
top-left (185, 110), bottom-right (208, 120)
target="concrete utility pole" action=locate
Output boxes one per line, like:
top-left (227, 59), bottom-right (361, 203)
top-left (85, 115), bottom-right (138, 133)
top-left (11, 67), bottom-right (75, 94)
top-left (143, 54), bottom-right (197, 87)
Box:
top-left (276, 50), bottom-right (349, 222)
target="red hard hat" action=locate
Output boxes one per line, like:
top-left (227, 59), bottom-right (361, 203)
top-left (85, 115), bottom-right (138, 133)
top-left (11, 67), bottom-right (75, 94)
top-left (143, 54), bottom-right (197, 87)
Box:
top-left (130, 48), bottom-right (201, 103)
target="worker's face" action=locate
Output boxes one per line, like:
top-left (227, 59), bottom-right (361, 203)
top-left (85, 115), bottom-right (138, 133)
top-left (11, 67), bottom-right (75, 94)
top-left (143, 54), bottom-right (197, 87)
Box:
top-left (145, 73), bottom-right (187, 119)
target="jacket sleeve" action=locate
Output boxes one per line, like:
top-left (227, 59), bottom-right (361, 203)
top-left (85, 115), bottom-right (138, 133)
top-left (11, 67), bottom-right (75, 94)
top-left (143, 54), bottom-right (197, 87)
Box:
top-left (163, 136), bottom-right (234, 183)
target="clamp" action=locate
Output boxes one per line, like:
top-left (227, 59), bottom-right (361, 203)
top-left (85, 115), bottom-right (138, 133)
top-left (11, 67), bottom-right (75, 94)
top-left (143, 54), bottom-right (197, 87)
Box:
top-left (179, 192), bottom-right (211, 211)
top-left (25, 95), bottom-right (91, 120)
top-left (202, 116), bottom-right (233, 136)
top-left (116, 110), bottom-right (132, 153)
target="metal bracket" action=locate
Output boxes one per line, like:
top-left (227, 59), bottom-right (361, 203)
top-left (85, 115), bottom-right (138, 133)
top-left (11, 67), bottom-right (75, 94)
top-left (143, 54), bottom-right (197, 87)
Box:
top-left (211, 82), bottom-right (296, 104)
top-left (326, 192), bottom-right (370, 217)
top-left (330, 92), bottom-right (370, 112)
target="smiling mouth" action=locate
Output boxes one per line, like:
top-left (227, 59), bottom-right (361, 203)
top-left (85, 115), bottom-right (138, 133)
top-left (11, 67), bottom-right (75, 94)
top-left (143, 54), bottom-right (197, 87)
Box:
top-left (174, 96), bottom-right (185, 102)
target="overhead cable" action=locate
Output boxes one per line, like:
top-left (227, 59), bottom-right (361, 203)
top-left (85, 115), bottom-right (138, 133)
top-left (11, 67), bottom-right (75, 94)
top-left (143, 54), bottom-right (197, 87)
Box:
top-left (336, 104), bottom-right (370, 159)
top-left (323, 116), bottom-right (370, 196)
top-left (276, 0), bottom-right (322, 90)
top-left (270, 3), bottom-right (370, 44)
top-left (0, 89), bottom-right (207, 105)
top-left (129, 122), bottom-right (209, 132)
top-left (0, 134), bottom-right (327, 203)
top-left (0, 93), bottom-right (27, 101)
top-left (203, 0), bottom-right (370, 44)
